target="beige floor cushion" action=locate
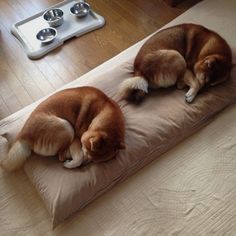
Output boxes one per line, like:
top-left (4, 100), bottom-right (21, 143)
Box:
top-left (1, 61), bottom-right (236, 226)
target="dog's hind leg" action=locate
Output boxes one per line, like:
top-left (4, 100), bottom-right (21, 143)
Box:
top-left (31, 115), bottom-right (75, 157)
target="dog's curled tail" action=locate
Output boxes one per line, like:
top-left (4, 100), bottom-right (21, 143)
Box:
top-left (1, 140), bottom-right (31, 172)
top-left (118, 76), bottom-right (148, 103)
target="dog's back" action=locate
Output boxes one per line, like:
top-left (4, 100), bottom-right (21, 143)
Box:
top-left (20, 86), bottom-right (125, 154)
top-left (119, 23), bottom-right (232, 103)
top-left (1, 87), bottom-right (125, 171)
top-left (134, 25), bottom-right (186, 73)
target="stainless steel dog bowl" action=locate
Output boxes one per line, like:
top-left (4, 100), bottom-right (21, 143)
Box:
top-left (43, 8), bottom-right (64, 27)
top-left (36, 27), bottom-right (57, 44)
top-left (70, 2), bottom-right (90, 17)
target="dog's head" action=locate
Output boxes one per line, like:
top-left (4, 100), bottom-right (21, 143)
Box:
top-left (81, 130), bottom-right (125, 164)
top-left (194, 55), bottom-right (231, 88)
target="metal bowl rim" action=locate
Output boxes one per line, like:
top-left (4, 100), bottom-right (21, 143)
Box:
top-left (36, 27), bottom-right (57, 43)
top-left (73, 2), bottom-right (90, 8)
top-left (43, 8), bottom-right (64, 22)
top-left (70, 2), bottom-right (90, 16)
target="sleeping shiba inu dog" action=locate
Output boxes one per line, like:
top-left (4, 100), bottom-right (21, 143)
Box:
top-left (1, 87), bottom-right (125, 172)
top-left (119, 23), bottom-right (232, 103)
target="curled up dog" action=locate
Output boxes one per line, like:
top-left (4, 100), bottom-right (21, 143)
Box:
top-left (1, 87), bottom-right (125, 172)
top-left (118, 23), bottom-right (232, 103)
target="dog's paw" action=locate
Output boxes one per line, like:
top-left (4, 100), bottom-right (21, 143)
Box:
top-left (185, 95), bottom-right (194, 103)
top-left (185, 88), bottom-right (197, 103)
top-left (185, 92), bottom-right (195, 103)
top-left (63, 159), bottom-right (83, 169)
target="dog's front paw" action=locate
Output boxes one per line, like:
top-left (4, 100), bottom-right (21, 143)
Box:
top-left (185, 94), bottom-right (195, 103)
top-left (185, 92), bottom-right (195, 103)
top-left (63, 159), bottom-right (83, 169)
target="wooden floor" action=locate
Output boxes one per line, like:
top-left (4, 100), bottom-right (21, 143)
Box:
top-left (0, 0), bottom-right (200, 119)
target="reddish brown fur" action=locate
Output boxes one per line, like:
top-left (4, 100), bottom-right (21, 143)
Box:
top-left (127, 23), bottom-right (232, 102)
top-left (15, 87), bottom-right (125, 165)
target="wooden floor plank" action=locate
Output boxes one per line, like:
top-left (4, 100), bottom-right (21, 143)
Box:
top-left (0, 0), bottom-right (201, 119)
top-left (0, 23), bottom-right (48, 101)
top-left (0, 79), bottom-right (22, 114)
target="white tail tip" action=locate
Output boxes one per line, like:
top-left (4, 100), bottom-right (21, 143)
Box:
top-left (118, 76), bottom-right (148, 100)
top-left (1, 140), bottom-right (31, 172)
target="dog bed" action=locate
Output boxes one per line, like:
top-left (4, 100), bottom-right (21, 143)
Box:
top-left (1, 0), bottom-right (236, 230)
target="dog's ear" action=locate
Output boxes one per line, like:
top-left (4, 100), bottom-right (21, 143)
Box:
top-left (204, 56), bottom-right (217, 68)
top-left (89, 132), bottom-right (108, 151)
top-left (89, 136), bottom-right (100, 151)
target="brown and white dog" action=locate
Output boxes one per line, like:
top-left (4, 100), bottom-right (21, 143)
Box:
top-left (1, 87), bottom-right (125, 172)
top-left (119, 23), bottom-right (232, 103)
